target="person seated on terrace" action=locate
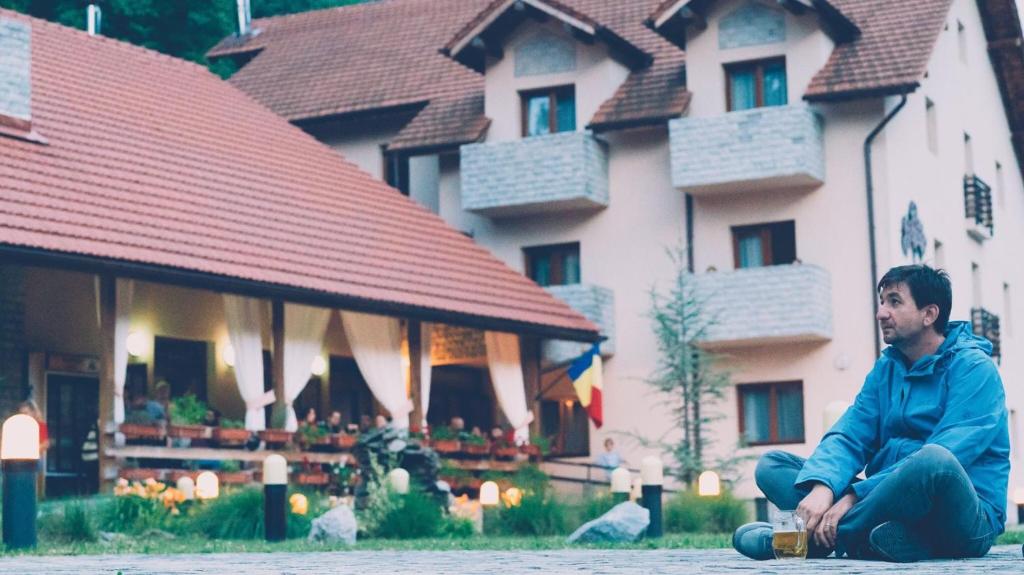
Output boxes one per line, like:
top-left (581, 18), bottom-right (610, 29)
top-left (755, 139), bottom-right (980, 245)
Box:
top-left (301, 408), bottom-right (318, 428)
top-left (124, 392), bottom-right (159, 425)
top-left (374, 414), bottom-right (389, 429)
top-left (469, 425), bottom-right (484, 438)
top-left (359, 414), bottom-right (373, 433)
top-left (327, 411), bottom-right (343, 433)
top-left (450, 416), bottom-right (465, 433)
top-left (203, 408), bottom-right (221, 427)
top-left (146, 380), bottom-right (170, 422)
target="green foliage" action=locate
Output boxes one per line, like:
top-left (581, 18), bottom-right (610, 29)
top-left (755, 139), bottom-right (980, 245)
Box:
top-left (219, 418), bottom-right (244, 430)
top-left (38, 501), bottom-right (98, 543)
top-left (664, 490), bottom-right (749, 534)
top-left (220, 460), bottom-right (241, 473)
top-left (642, 244), bottom-right (742, 485)
top-left (0, 0), bottom-right (369, 75)
top-left (529, 436), bottom-right (551, 455)
top-left (98, 492), bottom-right (170, 533)
top-left (488, 491), bottom-right (567, 536)
top-left (298, 423), bottom-right (328, 445)
top-left (461, 433), bottom-right (486, 446)
top-left (187, 487), bottom-right (318, 539)
top-left (370, 491), bottom-right (444, 539)
top-left (508, 464), bottom-right (550, 495)
top-left (570, 492), bottom-right (618, 525)
top-left (170, 394), bottom-right (207, 426)
top-left (429, 426), bottom-right (456, 441)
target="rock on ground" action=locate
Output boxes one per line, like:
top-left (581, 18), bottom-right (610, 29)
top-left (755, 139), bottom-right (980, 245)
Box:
top-left (308, 504), bottom-right (358, 545)
top-left (567, 501), bottom-right (650, 544)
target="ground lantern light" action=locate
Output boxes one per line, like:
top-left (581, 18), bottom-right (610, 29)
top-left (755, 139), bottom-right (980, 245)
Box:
top-left (480, 481), bottom-right (500, 506)
top-left (1, 414), bottom-right (40, 549)
top-left (196, 471), bottom-right (219, 500)
top-left (610, 467), bottom-right (631, 502)
top-left (263, 454), bottom-right (288, 542)
top-left (698, 470), bottom-right (721, 497)
top-left (176, 476), bottom-right (195, 501)
top-left (640, 456), bottom-right (664, 538)
top-left (388, 468), bottom-right (410, 495)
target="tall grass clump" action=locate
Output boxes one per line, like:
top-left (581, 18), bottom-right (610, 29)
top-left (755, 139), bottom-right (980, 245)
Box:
top-left (664, 489), bottom-right (748, 534)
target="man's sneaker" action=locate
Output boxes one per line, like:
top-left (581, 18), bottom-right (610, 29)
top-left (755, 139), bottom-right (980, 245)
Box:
top-left (868, 521), bottom-right (931, 563)
top-left (732, 521), bottom-right (774, 560)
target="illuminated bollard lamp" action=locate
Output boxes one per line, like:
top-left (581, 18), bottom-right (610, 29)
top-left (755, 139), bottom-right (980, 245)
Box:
top-left (610, 467), bottom-right (631, 503)
top-left (640, 456), bottom-right (664, 539)
top-left (1, 414), bottom-right (40, 550)
top-left (263, 454), bottom-right (288, 542)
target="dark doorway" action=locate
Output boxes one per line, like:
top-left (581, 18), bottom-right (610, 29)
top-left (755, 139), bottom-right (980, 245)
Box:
top-left (45, 373), bottom-right (99, 496)
top-left (540, 398), bottom-right (590, 456)
top-left (329, 357), bottom-right (375, 428)
top-left (427, 366), bottom-right (493, 432)
top-left (154, 337), bottom-right (208, 400)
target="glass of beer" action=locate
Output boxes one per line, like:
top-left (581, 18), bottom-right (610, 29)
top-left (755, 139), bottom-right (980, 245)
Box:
top-left (771, 510), bottom-right (808, 559)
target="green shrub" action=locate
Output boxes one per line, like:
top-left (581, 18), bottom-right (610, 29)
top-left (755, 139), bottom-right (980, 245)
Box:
top-left (430, 426), bottom-right (456, 441)
top-left (187, 487), bottom-right (318, 539)
top-left (371, 490), bottom-right (444, 539)
top-left (39, 501), bottom-right (98, 542)
top-left (664, 489), bottom-right (748, 534)
top-left (170, 394), bottom-right (207, 426)
top-left (489, 491), bottom-right (567, 536)
top-left (508, 464), bottom-right (550, 496)
top-left (98, 492), bottom-right (169, 533)
top-left (220, 418), bottom-right (245, 430)
top-left (569, 491), bottom-right (618, 525)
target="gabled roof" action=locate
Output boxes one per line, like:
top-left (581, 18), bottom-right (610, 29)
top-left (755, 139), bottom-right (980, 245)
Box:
top-left (976, 0), bottom-right (1024, 171)
top-left (0, 9), bottom-right (599, 342)
top-left (207, 0), bottom-right (691, 152)
top-left (441, 0), bottom-right (653, 70)
top-left (648, 0), bottom-right (858, 46)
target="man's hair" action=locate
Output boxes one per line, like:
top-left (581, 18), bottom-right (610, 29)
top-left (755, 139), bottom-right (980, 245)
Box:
top-left (877, 265), bottom-right (952, 333)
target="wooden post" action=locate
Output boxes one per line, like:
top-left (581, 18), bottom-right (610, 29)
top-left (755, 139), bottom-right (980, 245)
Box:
top-left (97, 274), bottom-right (116, 492)
top-left (271, 300), bottom-right (286, 428)
top-left (408, 320), bottom-right (423, 430)
top-left (520, 336), bottom-right (542, 440)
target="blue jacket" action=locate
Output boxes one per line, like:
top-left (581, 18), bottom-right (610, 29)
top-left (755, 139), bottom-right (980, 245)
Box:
top-left (796, 321), bottom-right (1010, 535)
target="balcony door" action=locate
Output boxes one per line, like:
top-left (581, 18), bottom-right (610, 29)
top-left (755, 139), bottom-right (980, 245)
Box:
top-left (732, 221), bottom-right (796, 268)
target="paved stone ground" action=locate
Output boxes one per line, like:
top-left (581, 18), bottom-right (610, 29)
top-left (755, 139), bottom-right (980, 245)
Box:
top-left (0, 545), bottom-right (1020, 574)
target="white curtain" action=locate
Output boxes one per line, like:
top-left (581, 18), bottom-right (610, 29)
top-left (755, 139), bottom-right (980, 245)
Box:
top-left (341, 311), bottom-right (412, 430)
top-left (419, 322), bottom-right (433, 428)
top-left (283, 303), bottom-right (331, 431)
top-left (485, 331), bottom-right (534, 445)
top-left (223, 294), bottom-right (275, 431)
top-left (112, 279), bottom-right (134, 424)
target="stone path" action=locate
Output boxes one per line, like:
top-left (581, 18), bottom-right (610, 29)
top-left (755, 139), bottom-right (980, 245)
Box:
top-left (1, 545), bottom-right (1020, 574)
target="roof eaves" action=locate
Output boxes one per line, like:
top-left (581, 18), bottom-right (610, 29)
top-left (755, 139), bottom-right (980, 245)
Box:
top-left (803, 82), bottom-right (920, 102)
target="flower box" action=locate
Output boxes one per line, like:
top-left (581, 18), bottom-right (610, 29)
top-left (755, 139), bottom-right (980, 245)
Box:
top-left (493, 446), bottom-right (519, 460)
top-left (218, 470), bottom-right (254, 485)
top-left (462, 443), bottom-right (490, 458)
top-left (167, 470), bottom-right (197, 483)
top-left (294, 471), bottom-right (330, 486)
top-left (120, 423), bottom-right (165, 442)
top-left (259, 429), bottom-right (293, 448)
top-left (520, 444), bottom-right (542, 459)
top-left (432, 439), bottom-right (461, 455)
top-left (213, 427), bottom-right (251, 446)
top-left (333, 433), bottom-right (358, 450)
top-left (120, 468), bottom-right (162, 481)
top-left (167, 424), bottom-right (210, 440)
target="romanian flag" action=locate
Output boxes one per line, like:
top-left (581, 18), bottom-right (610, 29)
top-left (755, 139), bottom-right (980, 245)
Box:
top-left (568, 344), bottom-right (603, 428)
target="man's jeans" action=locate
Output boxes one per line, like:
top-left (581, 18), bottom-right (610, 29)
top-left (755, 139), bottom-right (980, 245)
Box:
top-left (755, 444), bottom-right (995, 559)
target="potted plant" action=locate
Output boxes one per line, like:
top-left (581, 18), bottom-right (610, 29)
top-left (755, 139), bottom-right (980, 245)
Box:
top-left (493, 442), bottom-right (519, 460)
top-left (167, 394), bottom-right (210, 439)
top-left (298, 423), bottom-right (331, 451)
top-left (217, 460), bottom-right (253, 485)
top-left (212, 418), bottom-right (250, 446)
top-left (520, 436), bottom-right (549, 460)
top-left (167, 469), bottom-right (197, 484)
top-left (430, 425), bottom-right (461, 455)
top-left (258, 428), bottom-right (294, 448)
top-left (332, 430), bottom-right (358, 450)
top-left (294, 458), bottom-right (330, 486)
top-left (120, 420), bottom-right (165, 443)
top-left (461, 434), bottom-right (490, 458)
top-left (119, 467), bottom-right (162, 482)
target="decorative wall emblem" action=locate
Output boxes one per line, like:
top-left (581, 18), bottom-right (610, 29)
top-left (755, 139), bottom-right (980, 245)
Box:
top-left (515, 31), bottom-right (576, 77)
top-left (901, 201), bottom-right (927, 263)
top-left (719, 1), bottom-right (786, 50)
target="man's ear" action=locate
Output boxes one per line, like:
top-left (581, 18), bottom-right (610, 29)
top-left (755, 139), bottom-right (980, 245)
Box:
top-left (922, 304), bottom-right (940, 327)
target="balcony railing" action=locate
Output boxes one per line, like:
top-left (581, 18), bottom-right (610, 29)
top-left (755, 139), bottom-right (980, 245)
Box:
top-left (669, 104), bottom-right (825, 196)
top-left (541, 283), bottom-right (615, 365)
top-left (964, 174), bottom-right (994, 240)
top-left (971, 307), bottom-right (1001, 363)
top-left (692, 264), bottom-right (832, 349)
top-left (460, 131), bottom-right (609, 217)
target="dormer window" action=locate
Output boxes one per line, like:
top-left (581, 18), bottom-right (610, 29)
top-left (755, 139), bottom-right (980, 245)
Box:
top-left (521, 85), bottom-right (576, 137)
top-left (725, 58), bottom-right (787, 112)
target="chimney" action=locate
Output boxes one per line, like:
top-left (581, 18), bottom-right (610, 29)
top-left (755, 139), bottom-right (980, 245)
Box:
top-left (236, 0), bottom-right (251, 36)
top-left (0, 18), bottom-right (32, 134)
top-left (87, 4), bottom-right (102, 36)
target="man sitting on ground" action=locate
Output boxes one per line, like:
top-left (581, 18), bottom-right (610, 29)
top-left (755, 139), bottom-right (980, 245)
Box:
top-left (733, 265), bottom-right (1009, 562)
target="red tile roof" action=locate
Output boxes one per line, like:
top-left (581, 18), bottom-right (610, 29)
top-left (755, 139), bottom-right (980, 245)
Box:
top-left (0, 9), bottom-right (599, 341)
top-left (208, 0), bottom-right (690, 151)
top-left (976, 0), bottom-right (1024, 171)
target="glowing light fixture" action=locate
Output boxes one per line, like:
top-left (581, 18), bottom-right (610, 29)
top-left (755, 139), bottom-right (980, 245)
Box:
top-left (502, 487), bottom-right (523, 508)
top-left (196, 471), bottom-right (219, 499)
top-left (0, 415), bottom-right (39, 461)
top-left (610, 467), bottom-right (631, 495)
top-left (289, 493), bottom-right (308, 515)
top-left (222, 343), bottom-right (236, 368)
top-left (310, 355), bottom-right (327, 377)
top-left (388, 468), bottom-right (410, 495)
top-left (480, 481), bottom-right (499, 506)
top-left (698, 470), bottom-right (721, 497)
top-left (176, 476), bottom-right (195, 501)
top-left (125, 331), bottom-right (147, 357)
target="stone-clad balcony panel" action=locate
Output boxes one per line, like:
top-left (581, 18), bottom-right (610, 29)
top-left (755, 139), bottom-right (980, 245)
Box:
top-left (693, 264), bottom-right (832, 349)
top-left (541, 283), bottom-right (615, 366)
top-left (669, 104), bottom-right (825, 196)
top-left (460, 131), bottom-right (609, 218)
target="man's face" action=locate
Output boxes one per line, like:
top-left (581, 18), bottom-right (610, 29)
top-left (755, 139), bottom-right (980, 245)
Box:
top-left (877, 282), bottom-right (935, 345)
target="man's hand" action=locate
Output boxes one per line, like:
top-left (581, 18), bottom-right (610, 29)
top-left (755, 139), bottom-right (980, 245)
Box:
top-left (796, 483), bottom-right (834, 537)
top-left (814, 493), bottom-right (858, 549)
